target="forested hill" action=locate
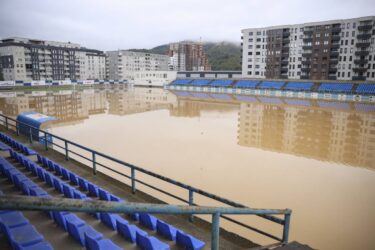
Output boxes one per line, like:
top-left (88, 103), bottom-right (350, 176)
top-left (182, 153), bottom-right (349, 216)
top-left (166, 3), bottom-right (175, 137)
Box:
top-left (129, 41), bottom-right (241, 71)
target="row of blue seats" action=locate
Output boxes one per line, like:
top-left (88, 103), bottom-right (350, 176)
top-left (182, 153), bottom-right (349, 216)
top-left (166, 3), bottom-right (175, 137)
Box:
top-left (1, 133), bottom-right (206, 250)
top-left (0, 157), bottom-right (54, 250)
top-left (0, 132), bottom-right (37, 156)
top-left (356, 84), bottom-right (375, 94)
top-left (36, 153), bottom-right (205, 250)
top-left (4, 150), bottom-right (123, 250)
top-left (172, 79), bottom-right (375, 94)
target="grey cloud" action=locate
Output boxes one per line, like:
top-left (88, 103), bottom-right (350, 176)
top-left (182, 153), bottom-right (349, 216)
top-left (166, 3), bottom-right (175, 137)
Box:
top-left (0, 0), bottom-right (374, 51)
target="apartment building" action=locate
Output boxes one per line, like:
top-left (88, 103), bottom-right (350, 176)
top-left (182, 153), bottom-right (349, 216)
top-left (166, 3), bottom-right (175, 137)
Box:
top-left (168, 42), bottom-right (211, 71)
top-left (106, 50), bottom-right (169, 80)
top-left (241, 16), bottom-right (375, 81)
top-left (0, 37), bottom-right (106, 81)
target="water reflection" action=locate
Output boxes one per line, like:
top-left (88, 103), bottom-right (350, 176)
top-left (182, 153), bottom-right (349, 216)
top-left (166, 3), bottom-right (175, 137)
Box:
top-left (1, 88), bottom-right (374, 170)
top-left (171, 92), bottom-right (375, 170)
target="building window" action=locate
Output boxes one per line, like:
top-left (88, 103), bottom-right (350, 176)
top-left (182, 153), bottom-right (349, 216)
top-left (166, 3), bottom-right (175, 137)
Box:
top-left (249, 32), bottom-right (253, 36)
top-left (256, 31), bottom-right (261, 35)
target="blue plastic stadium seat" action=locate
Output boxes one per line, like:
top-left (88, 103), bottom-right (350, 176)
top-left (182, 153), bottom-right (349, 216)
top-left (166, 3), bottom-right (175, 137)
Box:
top-left (53, 211), bottom-right (73, 231)
top-left (87, 183), bottom-right (99, 197)
top-left (53, 179), bottom-right (63, 193)
top-left (61, 168), bottom-right (70, 180)
top-left (29, 187), bottom-right (49, 197)
top-left (78, 177), bottom-right (89, 191)
top-left (53, 163), bottom-right (62, 176)
top-left (258, 81), bottom-right (285, 90)
top-left (157, 220), bottom-right (178, 241)
top-left (85, 233), bottom-right (122, 250)
top-left (21, 241), bottom-right (54, 250)
top-left (173, 79), bottom-right (192, 85)
top-left (191, 79), bottom-right (211, 86)
top-left (73, 190), bottom-right (87, 200)
top-left (20, 180), bottom-right (38, 195)
top-left (37, 155), bottom-right (42, 163)
top-left (210, 79), bottom-right (233, 87)
top-left (69, 172), bottom-right (78, 185)
top-left (139, 213), bottom-right (158, 230)
top-left (98, 189), bottom-right (111, 201)
top-left (62, 184), bottom-right (74, 198)
top-left (318, 83), bottom-right (353, 93)
top-left (131, 213), bottom-right (139, 221)
top-left (116, 221), bottom-right (147, 243)
top-left (66, 221), bottom-right (102, 247)
top-left (110, 195), bottom-right (122, 202)
top-left (176, 231), bottom-right (205, 250)
top-left (356, 83), bottom-right (375, 94)
top-left (100, 212), bottom-right (128, 230)
top-left (44, 172), bottom-right (54, 187)
top-left (284, 82), bottom-right (313, 91)
top-left (13, 174), bottom-right (29, 189)
top-left (0, 212), bottom-right (29, 235)
top-left (136, 231), bottom-right (170, 250)
top-left (37, 168), bottom-right (46, 181)
top-left (8, 224), bottom-right (44, 250)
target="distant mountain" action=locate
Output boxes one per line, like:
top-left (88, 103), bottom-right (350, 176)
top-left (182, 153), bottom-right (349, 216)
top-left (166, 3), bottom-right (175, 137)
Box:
top-left (128, 41), bottom-right (241, 71)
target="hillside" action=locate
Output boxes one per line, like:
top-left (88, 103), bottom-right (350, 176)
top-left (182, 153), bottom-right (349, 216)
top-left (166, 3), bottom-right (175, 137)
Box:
top-left (128, 41), bottom-right (241, 71)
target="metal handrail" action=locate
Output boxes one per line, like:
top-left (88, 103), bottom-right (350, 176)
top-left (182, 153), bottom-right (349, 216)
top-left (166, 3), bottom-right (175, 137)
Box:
top-left (0, 114), bottom-right (292, 247)
top-left (0, 195), bottom-right (291, 250)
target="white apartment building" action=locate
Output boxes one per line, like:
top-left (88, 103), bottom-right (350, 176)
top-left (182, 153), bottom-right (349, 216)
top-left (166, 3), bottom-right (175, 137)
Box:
top-left (241, 16), bottom-right (375, 81)
top-left (105, 50), bottom-right (169, 81)
top-left (0, 37), bottom-right (106, 81)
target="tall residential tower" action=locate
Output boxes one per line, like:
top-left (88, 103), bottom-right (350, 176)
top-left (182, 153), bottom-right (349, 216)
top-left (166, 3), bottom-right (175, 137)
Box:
top-left (241, 16), bottom-right (375, 81)
top-left (0, 37), bottom-right (106, 81)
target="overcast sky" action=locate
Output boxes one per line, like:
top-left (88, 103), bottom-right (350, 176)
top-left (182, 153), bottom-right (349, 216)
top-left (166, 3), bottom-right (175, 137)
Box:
top-left (0, 0), bottom-right (374, 51)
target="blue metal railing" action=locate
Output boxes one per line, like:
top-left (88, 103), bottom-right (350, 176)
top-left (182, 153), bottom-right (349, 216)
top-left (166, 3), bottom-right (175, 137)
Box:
top-left (0, 114), bottom-right (292, 248)
top-left (0, 195), bottom-right (291, 250)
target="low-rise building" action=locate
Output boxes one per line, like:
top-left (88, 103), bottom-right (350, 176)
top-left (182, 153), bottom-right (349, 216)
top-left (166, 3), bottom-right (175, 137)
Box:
top-left (106, 50), bottom-right (169, 80)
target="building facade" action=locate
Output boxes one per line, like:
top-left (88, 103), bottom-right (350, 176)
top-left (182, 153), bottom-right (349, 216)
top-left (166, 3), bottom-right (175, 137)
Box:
top-left (0, 37), bottom-right (106, 81)
top-left (168, 42), bottom-right (211, 71)
top-left (105, 50), bottom-right (169, 80)
top-left (241, 16), bottom-right (375, 81)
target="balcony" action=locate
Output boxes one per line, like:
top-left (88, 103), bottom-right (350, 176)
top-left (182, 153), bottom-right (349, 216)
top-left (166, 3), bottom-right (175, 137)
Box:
top-left (282, 47), bottom-right (290, 52)
top-left (302, 45), bottom-right (312, 50)
top-left (355, 50), bottom-right (370, 56)
top-left (283, 31), bottom-right (290, 37)
top-left (301, 67), bottom-right (310, 72)
top-left (303, 37), bottom-right (313, 43)
top-left (302, 60), bottom-right (311, 65)
top-left (357, 33), bottom-right (371, 40)
top-left (358, 24), bottom-right (373, 31)
top-left (300, 75), bottom-right (310, 80)
top-left (329, 58), bottom-right (339, 64)
top-left (331, 43), bottom-right (340, 49)
top-left (280, 74), bottom-right (288, 79)
top-left (281, 67), bottom-right (288, 73)
top-left (302, 51), bottom-right (312, 57)
top-left (332, 26), bottom-right (341, 33)
top-left (330, 51), bottom-right (339, 57)
top-left (304, 29), bottom-right (314, 35)
top-left (281, 60), bottom-right (289, 66)
top-left (356, 42), bottom-right (370, 48)
top-left (331, 35), bottom-right (340, 41)
top-left (353, 66), bottom-right (368, 73)
top-left (354, 59), bottom-right (368, 64)
top-left (282, 38), bottom-right (290, 44)
top-left (352, 76), bottom-right (366, 81)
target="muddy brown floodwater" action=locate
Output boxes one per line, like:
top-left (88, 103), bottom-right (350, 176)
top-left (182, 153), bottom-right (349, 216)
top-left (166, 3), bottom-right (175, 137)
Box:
top-left (1, 87), bottom-right (374, 250)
